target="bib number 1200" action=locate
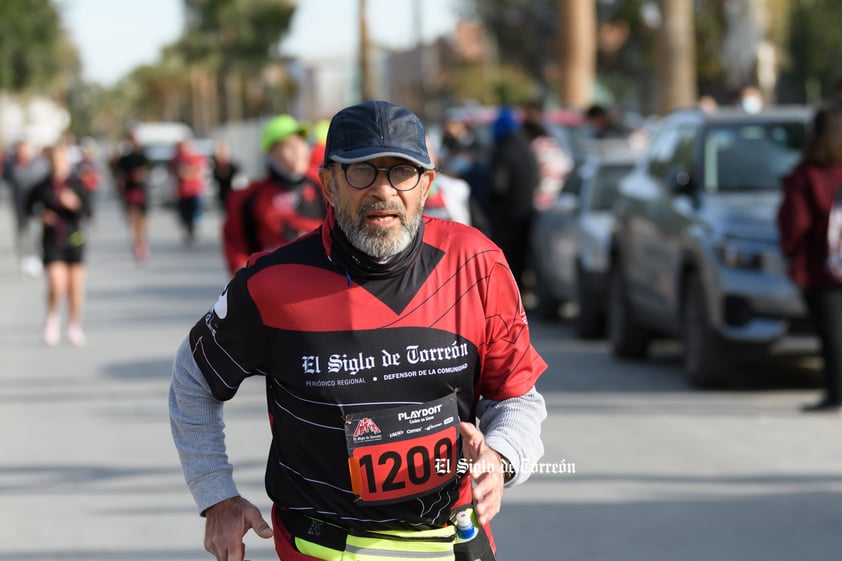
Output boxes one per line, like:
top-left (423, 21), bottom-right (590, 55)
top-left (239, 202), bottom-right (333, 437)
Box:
top-left (348, 428), bottom-right (457, 503)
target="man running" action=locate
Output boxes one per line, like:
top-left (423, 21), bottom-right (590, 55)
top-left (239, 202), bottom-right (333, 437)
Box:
top-left (113, 132), bottom-right (150, 260)
top-left (170, 100), bottom-right (548, 561)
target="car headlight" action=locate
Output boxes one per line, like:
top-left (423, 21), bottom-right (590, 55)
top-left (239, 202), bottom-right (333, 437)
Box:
top-left (714, 238), bottom-right (771, 271)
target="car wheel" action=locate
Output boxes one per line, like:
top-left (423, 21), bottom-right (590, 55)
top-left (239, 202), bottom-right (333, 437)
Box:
top-left (682, 273), bottom-right (728, 387)
top-left (575, 264), bottom-right (604, 339)
top-left (608, 262), bottom-right (650, 358)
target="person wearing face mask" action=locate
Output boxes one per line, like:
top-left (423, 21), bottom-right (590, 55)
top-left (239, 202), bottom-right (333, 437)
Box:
top-left (422, 137), bottom-right (473, 226)
top-left (738, 86), bottom-right (764, 114)
top-left (170, 100), bottom-right (547, 561)
top-left (221, 114), bottom-right (326, 274)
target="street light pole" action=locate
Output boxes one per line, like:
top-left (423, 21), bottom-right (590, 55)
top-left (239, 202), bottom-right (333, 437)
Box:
top-left (558, 0), bottom-right (595, 109)
top-left (359, 0), bottom-right (372, 101)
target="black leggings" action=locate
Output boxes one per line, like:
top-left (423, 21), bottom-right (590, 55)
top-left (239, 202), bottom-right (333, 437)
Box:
top-left (804, 286), bottom-right (842, 403)
top-left (177, 196), bottom-right (201, 235)
top-left (491, 215), bottom-right (533, 289)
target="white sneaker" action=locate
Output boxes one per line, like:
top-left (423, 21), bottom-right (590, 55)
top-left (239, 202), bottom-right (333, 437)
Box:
top-left (21, 256), bottom-right (43, 278)
top-left (42, 315), bottom-right (61, 346)
top-left (67, 324), bottom-right (87, 347)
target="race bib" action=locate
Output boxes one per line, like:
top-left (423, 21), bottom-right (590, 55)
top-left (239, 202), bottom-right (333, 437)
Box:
top-left (345, 394), bottom-right (459, 505)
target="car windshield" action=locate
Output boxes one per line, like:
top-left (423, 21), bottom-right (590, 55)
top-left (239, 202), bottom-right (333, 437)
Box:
top-left (144, 143), bottom-right (176, 164)
top-left (703, 121), bottom-right (805, 193)
top-left (591, 163), bottom-right (635, 210)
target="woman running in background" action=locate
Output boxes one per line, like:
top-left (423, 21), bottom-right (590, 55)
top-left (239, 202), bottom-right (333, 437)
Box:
top-left (26, 143), bottom-right (93, 346)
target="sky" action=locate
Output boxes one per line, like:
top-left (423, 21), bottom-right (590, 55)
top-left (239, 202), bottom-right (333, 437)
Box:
top-left (58, 0), bottom-right (463, 87)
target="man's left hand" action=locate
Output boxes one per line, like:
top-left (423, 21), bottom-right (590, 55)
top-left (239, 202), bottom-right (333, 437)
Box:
top-left (459, 421), bottom-right (505, 525)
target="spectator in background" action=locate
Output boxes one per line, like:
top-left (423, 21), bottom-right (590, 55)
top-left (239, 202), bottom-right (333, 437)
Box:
top-left (488, 106), bottom-right (540, 289)
top-left (211, 140), bottom-right (241, 212)
top-left (584, 104), bottom-right (629, 139)
top-left (423, 137), bottom-right (472, 225)
top-left (521, 100), bottom-right (574, 210)
top-left (436, 119), bottom-right (492, 235)
top-left (171, 139), bottom-right (209, 244)
top-left (222, 114), bottom-right (326, 275)
top-left (778, 101), bottom-right (842, 412)
top-left (3, 139), bottom-right (48, 277)
top-left (738, 86), bottom-right (764, 113)
top-left (439, 117), bottom-right (477, 162)
top-left (444, 146), bottom-right (492, 235)
top-left (697, 95), bottom-right (719, 113)
top-left (26, 143), bottom-right (93, 346)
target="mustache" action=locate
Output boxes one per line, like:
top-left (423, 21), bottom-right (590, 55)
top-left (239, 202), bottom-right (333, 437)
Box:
top-left (358, 201), bottom-right (406, 220)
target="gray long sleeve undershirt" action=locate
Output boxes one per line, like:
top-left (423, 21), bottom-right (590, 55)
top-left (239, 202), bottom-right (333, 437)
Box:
top-left (169, 337), bottom-right (548, 514)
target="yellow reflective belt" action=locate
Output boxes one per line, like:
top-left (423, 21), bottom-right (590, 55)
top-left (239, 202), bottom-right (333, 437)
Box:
top-left (295, 524), bottom-right (456, 561)
top-left (293, 537), bottom-right (343, 561)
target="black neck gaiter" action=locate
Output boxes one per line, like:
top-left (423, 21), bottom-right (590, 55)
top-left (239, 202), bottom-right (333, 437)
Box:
top-left (329, 219), bottom-right (425, 282)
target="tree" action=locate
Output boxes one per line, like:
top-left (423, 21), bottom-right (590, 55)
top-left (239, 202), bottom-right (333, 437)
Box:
top-left (0, 0), bottom-right (66, 92)
top-left (177, 0), bottom-right (297, 122)
top-left (468, 0), bottom-right (560, 101)
top-left (66, 82), bottom-right (120, 139)
top-left (558, 0), bottom-right (596, 108)
top-left (656, 0), bottom-right (697, 113)
top-left (787, 0), bottom-right (842, 102)
top-left (719, 0), bottom-right (793, 103)
top-left (463, 0), bottom-right (814, 115)
top-left (123, 63), bottom-right (191, 124)
top-left (0, 0), bottom-right (83, 145)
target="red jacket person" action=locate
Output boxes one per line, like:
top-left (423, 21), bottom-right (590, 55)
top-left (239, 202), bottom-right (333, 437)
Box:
top-left (169, 100), bottom-right (548, 561)
top-left (222, 114), bottom-right (326, 274)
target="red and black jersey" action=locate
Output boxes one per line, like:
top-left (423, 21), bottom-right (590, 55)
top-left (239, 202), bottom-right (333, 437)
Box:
top-left (222, 168), bottom-right (326, 274)
top-left (114, 149), bottom-right (149, 208)
top-left (171, 149), bottom-right (208, 199)
top-left (74, 156), bottom-right (101, 192)
top-left (26, 174), bottom-right (92, 245)
top-left (190, 211), bottom-right (546, 531)
top-left (114, 149), bottom-right (148, 190)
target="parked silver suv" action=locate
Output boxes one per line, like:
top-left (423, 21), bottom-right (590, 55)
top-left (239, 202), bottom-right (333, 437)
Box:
top-left (608, 105), bottom-right (813, 386)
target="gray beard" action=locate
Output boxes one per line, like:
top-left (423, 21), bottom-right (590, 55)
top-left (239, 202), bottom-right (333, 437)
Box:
top-left (332, 185), bottom-right (422, 260)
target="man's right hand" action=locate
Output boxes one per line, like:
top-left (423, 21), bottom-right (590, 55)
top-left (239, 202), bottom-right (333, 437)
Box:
top-left (204, 496), bottom-right (274, 561)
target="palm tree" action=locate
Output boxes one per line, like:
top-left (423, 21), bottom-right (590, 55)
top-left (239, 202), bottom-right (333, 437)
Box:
top-left (557, 0), bottom-right (596, 108)
top-left (656, 0), bottom-right (697, 114)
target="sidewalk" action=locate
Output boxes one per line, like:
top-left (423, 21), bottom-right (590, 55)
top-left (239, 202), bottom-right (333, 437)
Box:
top-left (0, 191), bottom-right (276, 560)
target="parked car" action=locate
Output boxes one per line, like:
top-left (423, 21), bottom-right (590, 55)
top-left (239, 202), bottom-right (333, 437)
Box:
top-left (607, 105), bottom-right (813, 387)
top-left (530, 140), bottom-right (641, 337)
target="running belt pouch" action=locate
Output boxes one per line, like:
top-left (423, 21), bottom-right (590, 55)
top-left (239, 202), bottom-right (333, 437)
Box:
top-left (453, 523), bottom-right (495, 561)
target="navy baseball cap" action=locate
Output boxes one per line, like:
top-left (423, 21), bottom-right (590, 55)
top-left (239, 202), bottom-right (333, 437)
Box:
top-left (324, 100), bottom-right (434, 170)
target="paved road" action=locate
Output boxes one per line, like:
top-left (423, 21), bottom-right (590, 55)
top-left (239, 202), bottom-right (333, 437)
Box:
top-left (1, 189), bottom-right (841, 561)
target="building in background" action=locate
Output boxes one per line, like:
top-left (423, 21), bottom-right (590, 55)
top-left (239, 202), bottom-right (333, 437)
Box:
top-left (0, 94), bottom-right (70, 148)
top-left (288, 20), bottom-right (491, 124)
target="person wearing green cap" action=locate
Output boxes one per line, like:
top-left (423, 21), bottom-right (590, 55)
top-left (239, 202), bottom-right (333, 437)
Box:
top-left (221, 114), bottom-right (326, 274)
